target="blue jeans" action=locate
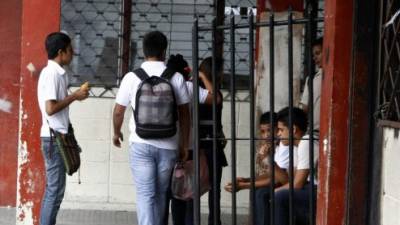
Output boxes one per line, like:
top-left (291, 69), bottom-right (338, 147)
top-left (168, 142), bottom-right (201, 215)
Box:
top-left (129, 142), bottom-right (177, 225)
top-left (40, 137), bottom-right (66, 225)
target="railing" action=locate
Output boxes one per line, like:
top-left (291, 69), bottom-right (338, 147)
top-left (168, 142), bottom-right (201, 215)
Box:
top-left (192, 4), bottom-right (322, 225)
top-left (377, 0), bottom-right (400, 122)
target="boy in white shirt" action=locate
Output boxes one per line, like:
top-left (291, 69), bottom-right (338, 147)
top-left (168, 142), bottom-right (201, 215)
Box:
top-left (274, 107), bottom-right (318, 225)
top-left (112, 31), bottom-right (191, 225)
top-left (37, 32), bottom-right (89, 225)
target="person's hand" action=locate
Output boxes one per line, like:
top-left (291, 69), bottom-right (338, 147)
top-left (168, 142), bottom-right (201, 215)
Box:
top-left (224, 181), bottom-right (242, 193)
top-left (113, 132), bottom-right (123, 148)
top-left (73, 88), bottom-right (89, 101)
top-left (224, 182), bottom-right (233, 192)
top-left (236, 177), bottom-right (250, 183)
top-left (224, 178), bottom-right (248, 192)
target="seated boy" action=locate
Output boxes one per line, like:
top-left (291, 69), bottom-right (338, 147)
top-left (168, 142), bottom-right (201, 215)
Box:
top-left (224, 111), bottom-right (291, 225)
top-left (274, 107), bottom-right (319, 225)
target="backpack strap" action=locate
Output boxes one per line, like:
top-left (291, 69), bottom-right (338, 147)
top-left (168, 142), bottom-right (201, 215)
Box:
top-left (161, 67), bottom-right (175, 80)
top-left (134, 68), bottom-right (149, 81)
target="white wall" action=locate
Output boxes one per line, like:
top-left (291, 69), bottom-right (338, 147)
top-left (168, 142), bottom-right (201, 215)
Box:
top-left (381, 127), bottom-right (400, 225)
top-left (62, 89), bottom-right (252, 214)
top-left (255, 11), bottom-right (304, 114)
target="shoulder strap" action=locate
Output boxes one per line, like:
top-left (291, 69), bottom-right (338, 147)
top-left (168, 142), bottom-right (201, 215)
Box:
top-left (134, 68), bottom-right (149, 81)
top-left (161, 68), bottom-right (175, 80)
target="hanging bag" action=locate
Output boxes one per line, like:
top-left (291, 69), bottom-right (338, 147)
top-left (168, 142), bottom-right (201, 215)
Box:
top-left (50, 124), bottom-right (81, 176)
top-left (171, 151), bottom-right (210, 201)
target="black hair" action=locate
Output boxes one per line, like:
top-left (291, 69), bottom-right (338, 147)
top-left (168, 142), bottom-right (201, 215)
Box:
top-left (312, 37), bottom-right (323, 47)
top-left (260, 111), bottom-right (277, 125)
top-left (167, 54), bottom-right (190, 80)
top-left (45, 32), bottom-right (71, 59)
top-left (277, 107), bottom-right (308, 133)
top-left (199, 56), bottom-right (224, 83)
top-left (143, 31), bottom-right (168, 59)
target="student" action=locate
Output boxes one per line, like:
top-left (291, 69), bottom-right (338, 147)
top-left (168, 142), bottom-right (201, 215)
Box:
top-left (273, 107), bottom-right (318, 225)
top-left (224, 111), bottom-right (290, 225)
top-left (112, 31), bottom-right (191, 225)
top-left (166, 54), bottom-right (222, 225)
top-left (197, 57), bottom-right (227, 225)
top-left (37, 32), bottom-right (89, 225)
top-left (299, 37), bottom-right (323, 131)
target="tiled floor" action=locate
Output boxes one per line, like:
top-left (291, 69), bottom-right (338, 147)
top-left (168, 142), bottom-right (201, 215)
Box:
top-left (0, 207), bottom-right (248, 225)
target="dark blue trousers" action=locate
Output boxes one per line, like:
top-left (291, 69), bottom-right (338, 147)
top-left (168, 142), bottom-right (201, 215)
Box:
top-left (274, 184), bottom-right (317, 225)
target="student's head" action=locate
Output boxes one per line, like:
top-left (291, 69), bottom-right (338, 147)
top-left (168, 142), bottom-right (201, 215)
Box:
top-left (312, 37), bottom-right (323, 68)
top-left (259, 112), bottom-right (277, 139)
top-left (143, 31), bottom-right (168, 61)
top-left (199, 57), bottom-right (224, 85)
top-left (167, 54), bottom-right (191, 80)
top-left (276, 107), bottom-right (308, 146)
top-left (45, 32), bottom-right (73, 65)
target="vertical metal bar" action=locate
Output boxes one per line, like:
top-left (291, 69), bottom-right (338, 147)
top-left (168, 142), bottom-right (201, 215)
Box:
top-left (376, 0), bottom-right (386, 117)
top-left (192, 17), bottom-right (201, 225)
top-left (303, 0), bottom-right (318, 80)
top-left (288, 8), bottom-right (295, 225)
top-left (211, 18), bottom-right (218, 225)
top-left (214, 0), bottom-right (225, 60)
top-left (269, 12), bottom-right (276, 225)
top-left (118, 0), bottom-right (132, 86)
top-left (248, 10), bottom-right (256, 225)
top-left (229, 10), bottom-right (238, 225)
top-left (306, 2), bottom-right (317, 225)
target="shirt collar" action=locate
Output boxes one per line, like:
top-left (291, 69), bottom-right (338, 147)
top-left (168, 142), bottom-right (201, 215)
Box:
top-left (141, 61), bottom-right (165, 69)
top-left (47, 60), bottom-right (66, 76)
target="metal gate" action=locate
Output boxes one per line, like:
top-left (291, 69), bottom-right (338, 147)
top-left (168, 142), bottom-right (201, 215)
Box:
top-left (191, 2), bottom-right (323, 225)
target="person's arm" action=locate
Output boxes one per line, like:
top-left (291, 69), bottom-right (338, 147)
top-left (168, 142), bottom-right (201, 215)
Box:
top-left (199, 73), bottom-right (222, 105)
top-left (45, 89), bottom-right (88, 116)
top-left (224, 177), bottom-right (250, 192)
top-left (112, 103), bottom-right (126, 148)
top-left (275, 168), bottom-right (310, 192)
top-left (178, 103), bottom-right (190, 161)
top-left (112, 72), bottom-right (133, 148)
top-left (274, 164), bottom-right (289, 185)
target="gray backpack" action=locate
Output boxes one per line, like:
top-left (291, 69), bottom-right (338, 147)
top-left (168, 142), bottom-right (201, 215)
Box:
top-left (133, 68), bottom-right (177, 139)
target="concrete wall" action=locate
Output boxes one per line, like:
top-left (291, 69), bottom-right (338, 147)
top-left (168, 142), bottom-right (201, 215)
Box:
top-left (381, 127), bottom-right (400, 225)
top-left (62, 89), bottom-right (252, 213)
top-left (255, 11), bottom-right (303, 114)
top-left (0, 0), bottom-right (22, 207)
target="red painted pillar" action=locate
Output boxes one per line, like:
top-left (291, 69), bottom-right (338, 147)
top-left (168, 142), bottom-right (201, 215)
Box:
top-left (0, 1), bottom-right (22, 207)
top-left (16, 0), bottom-right (60, 224)
top-left (317, 0), bottom-right (353, 224)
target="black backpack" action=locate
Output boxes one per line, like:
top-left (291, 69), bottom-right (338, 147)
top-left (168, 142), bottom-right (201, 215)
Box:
top-left (133, 68), bottom-right (178, 139)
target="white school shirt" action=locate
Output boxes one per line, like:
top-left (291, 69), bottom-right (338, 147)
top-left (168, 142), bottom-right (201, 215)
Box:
top-left (262, 143), bottom-right (293, 170)
top-left (115, 61), bottom-right (190, 150)
top-left (296, 134), bottom-right (319, 183)
top-left (274, 143), bottom-right (290, 169)
top-left (300, 68), bottom-right (322, 130)
top-left (37, 60), bottom-right (70, 137)
top-left (186, 81), bottom-right (209, 149)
